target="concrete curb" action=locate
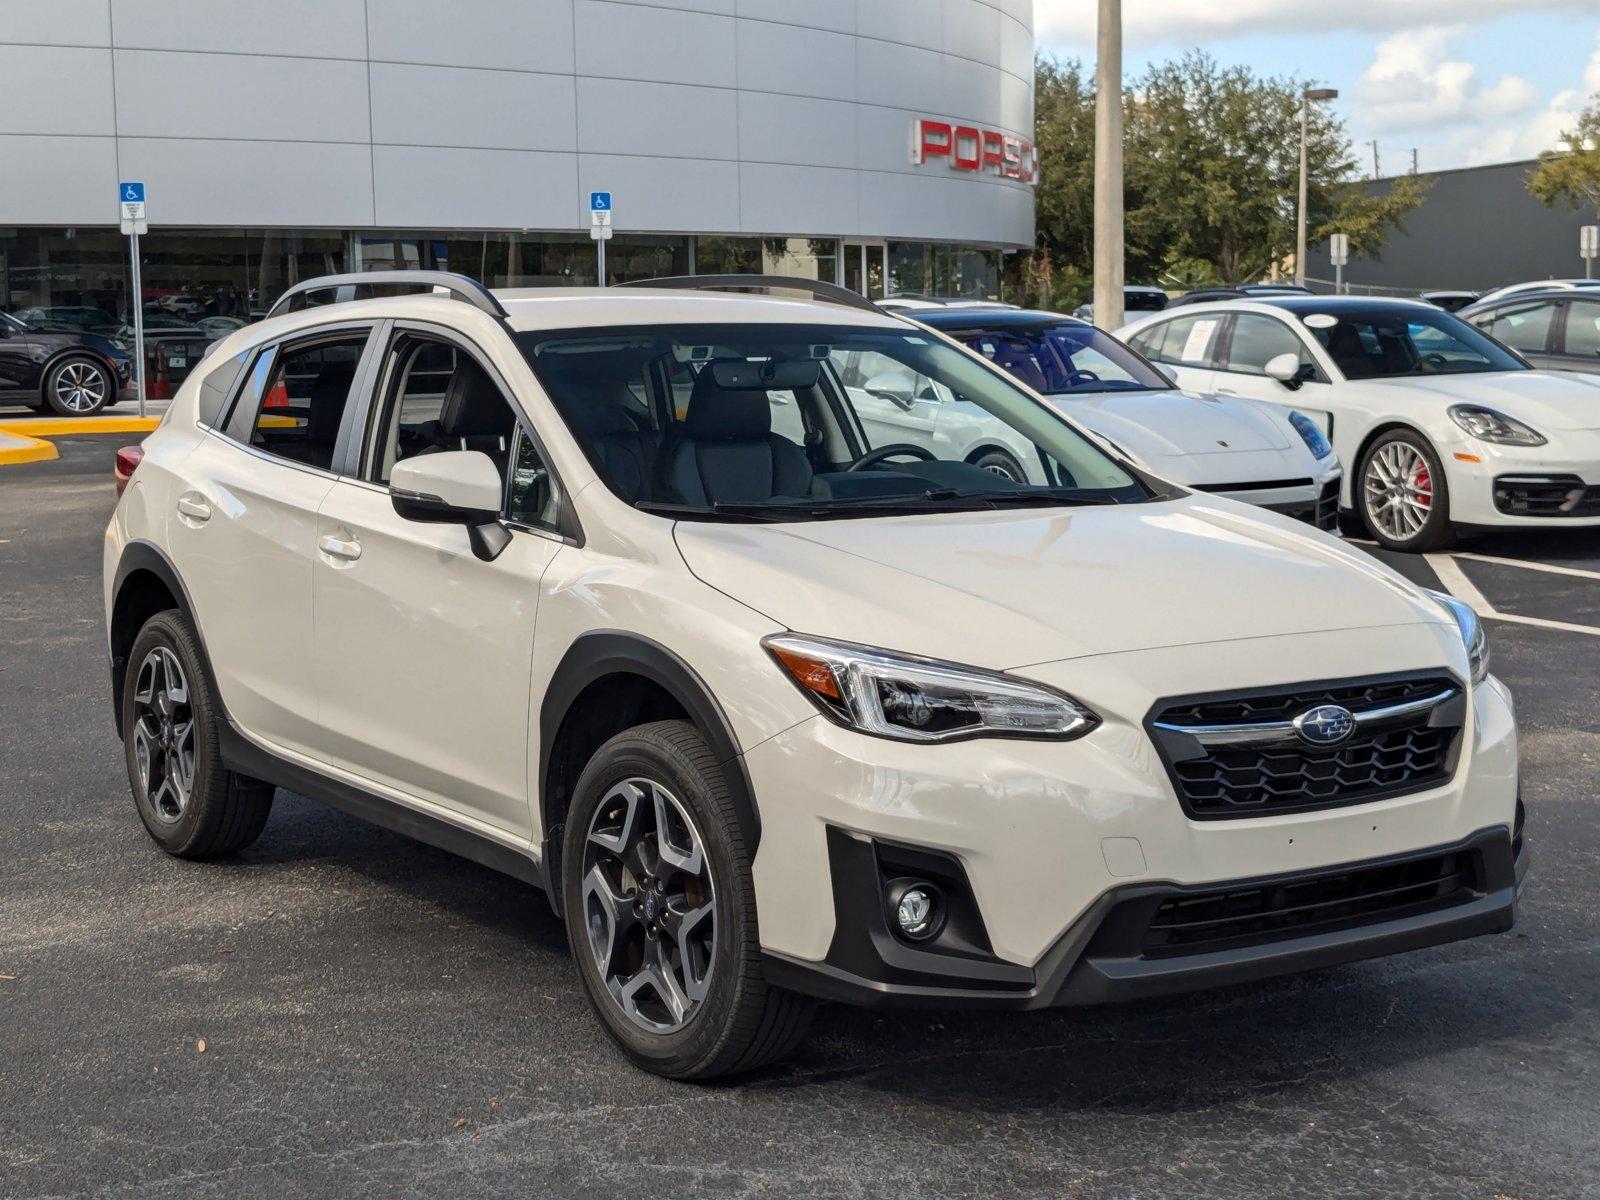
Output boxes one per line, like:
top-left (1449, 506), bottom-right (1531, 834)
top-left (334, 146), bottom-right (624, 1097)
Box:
top-left (0, 429), bottom-right (59, 466)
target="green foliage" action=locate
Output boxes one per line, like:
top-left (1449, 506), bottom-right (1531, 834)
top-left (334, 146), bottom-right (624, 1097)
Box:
top-left (1030, 51), bottom-right (1427, 288)
top-left (1528, 95), bottom-right (1600, 218)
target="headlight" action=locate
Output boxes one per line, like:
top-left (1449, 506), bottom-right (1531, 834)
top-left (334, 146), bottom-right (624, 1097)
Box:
top-left (763, 634), bottom-right (1099, 743)
top-left (1448, 404), bottom-right (1545, 446)
top-left (1423, 588), bottom-right (1490, 684)
top-left (1287, 410), bottom-right (1333, 459)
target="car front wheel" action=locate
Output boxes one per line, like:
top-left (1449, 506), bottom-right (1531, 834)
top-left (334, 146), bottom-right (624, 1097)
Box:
top-left (561, 720), bottom-right (813, 1079)
top-left (43, 355), bottom-right (113, 416)
top-left (1358, 429), bottom-right (1455, 552)
top-left (971, 448), bottom-right (1027, 483)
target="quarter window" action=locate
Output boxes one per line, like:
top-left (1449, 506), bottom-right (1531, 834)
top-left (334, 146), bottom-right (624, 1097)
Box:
top-left (196, 350), bottom-right (248, 427)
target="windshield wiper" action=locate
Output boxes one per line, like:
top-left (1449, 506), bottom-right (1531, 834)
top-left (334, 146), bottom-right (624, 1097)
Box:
top-left (921, 487), bottom-right (1123, 506)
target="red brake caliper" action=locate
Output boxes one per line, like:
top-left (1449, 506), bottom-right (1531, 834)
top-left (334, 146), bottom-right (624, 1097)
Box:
top-left (1413, 463), bottom-right (1432, 510)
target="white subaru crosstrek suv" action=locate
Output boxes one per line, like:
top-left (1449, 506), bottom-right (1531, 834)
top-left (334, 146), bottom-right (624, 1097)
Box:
top-left (1118, 296), bottom-right (1600, 552)
top-left (105, 272), bottom-right (1526, 1080)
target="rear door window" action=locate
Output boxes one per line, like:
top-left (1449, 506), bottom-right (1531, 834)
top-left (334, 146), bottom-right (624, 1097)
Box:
top-left (222, 332), bottom-right (370, 471)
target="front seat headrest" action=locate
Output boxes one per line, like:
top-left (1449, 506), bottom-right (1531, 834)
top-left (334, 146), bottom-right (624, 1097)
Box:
top-left (685, 362), bottom-right (773, 441)
top-left (440, 363), bottom-right (509, 439)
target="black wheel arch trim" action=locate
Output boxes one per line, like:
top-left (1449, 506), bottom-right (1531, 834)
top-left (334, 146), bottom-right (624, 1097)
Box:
top-left (109, 540), bottom-right (227, 737)
top-left (538, 630), bottom-right (761, 913)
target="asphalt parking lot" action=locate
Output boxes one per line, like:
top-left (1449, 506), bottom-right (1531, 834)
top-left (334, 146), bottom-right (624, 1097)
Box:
top-left (2, 438), bottom-right (1597, 1200)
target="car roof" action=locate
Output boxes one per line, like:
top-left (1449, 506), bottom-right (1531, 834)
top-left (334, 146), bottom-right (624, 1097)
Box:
top-left (911, 308), bottom-right (1086, 332)
top-left (495, 287), bottom-right (906, 333)
top-left (1255, 295), bottom-right (1441, 316)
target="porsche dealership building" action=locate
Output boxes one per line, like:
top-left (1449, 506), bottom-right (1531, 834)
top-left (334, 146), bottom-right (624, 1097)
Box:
top-left (0, 0), bottom-right (1036, 324)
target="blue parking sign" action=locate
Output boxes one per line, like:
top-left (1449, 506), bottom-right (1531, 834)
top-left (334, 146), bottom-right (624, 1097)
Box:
top-left (120, 181), bottom-right (145, 203)
top-left (590, 191), bottom-right (611, 212)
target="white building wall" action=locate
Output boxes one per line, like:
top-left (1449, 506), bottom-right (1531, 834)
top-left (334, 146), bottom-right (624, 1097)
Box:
top-left (0, 0), bottom-right (1034, 244)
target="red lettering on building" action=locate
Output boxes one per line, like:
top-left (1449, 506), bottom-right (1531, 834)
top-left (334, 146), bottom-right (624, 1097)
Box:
top-left (912, 118), bottom-right (1036, 184)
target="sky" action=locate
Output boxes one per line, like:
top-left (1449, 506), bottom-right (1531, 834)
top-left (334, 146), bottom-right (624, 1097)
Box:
top-left (1033, 0), bottom-right (1600, 176)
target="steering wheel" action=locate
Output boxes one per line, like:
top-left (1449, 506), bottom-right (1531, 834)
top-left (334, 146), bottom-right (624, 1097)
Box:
top-left (846, 443), bottom-right (938, 472)
top-left (1421, 352), bottom-right (1449, 369)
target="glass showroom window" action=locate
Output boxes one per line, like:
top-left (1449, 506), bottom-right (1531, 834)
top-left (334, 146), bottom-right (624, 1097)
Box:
top-left (1, 227), bottom-right (129, 326)
top-left (138, 228), bottom-right (348, 322)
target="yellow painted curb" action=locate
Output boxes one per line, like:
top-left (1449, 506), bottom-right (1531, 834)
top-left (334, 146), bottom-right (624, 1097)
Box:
top-left (0, 432), bottom-right (60, 466)
top-left (0, 416), bottom-right (161, 438)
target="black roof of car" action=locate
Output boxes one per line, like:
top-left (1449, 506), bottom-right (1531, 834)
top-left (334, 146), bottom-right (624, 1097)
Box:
top-left (1458, 289), bottom-right (1598, 314)
top-left (911, 308), bottom-right (1085, 333)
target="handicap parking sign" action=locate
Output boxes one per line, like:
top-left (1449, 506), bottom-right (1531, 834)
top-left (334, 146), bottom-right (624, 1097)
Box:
top-left (121, 182), bottom-right (145, 204)
top-left (590, 191), bottom-right (611, 212)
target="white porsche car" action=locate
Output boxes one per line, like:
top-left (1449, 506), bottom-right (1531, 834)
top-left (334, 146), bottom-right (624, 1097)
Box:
top-left (896, 308), bottom-right (1343, 530)
top-left (1118, 296), bottom-right (1600, 551)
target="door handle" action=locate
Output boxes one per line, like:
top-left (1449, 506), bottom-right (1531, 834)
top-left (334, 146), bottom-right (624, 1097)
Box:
top-left (176, 494), bottom-right (211, 523)
top-left (318, 534), bottom-right (362, 563)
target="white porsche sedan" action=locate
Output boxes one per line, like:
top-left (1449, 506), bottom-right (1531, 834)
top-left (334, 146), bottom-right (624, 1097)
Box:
top-left (1118, 296), bottom-right (1600, 551)
top-left (903, 308), bottom-right (1342, 530)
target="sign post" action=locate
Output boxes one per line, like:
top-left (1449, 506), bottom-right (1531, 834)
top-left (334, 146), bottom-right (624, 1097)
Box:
top-left (119, 182), bottom-right (149, 417)
top-left (1582, 225), bottom-right (1598, 280)
top-left (590, 191), bottom-right (613, 287)
top-left (1329, 232), bottom-right (1350, 294)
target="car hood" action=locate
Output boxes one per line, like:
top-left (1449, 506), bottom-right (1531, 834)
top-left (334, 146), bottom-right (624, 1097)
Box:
top-left (1377, 370), bottom-right (1600, 431)
top-left (674, 497), bottom-right (1446, 669)
top-left (1048, 388), bottom-right (1292, 458)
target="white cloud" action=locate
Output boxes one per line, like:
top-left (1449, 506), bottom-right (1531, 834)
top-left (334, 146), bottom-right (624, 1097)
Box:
top-left (1035, 0), bottom-right (1595, 52)
top-left (1352, 27), bottom-right (1539, 134)
top-left (1453, 31), bottom-right (1600, 163)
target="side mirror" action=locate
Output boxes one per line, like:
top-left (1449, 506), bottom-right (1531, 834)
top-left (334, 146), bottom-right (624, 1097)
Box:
top-left (865, 372), bottom-right (918, 408)
top-left (1153, 363), bottom-right (1179, 385)
top-left (1265, 353), bottom-right (1305, 387)
top-left (390, 450), bottom-right (511, 562)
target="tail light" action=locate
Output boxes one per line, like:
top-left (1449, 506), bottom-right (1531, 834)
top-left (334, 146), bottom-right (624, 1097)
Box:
top-left (114, 445), bottom-right (144, 497)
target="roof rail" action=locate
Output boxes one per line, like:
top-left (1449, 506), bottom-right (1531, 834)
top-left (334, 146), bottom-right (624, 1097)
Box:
top-left (616, 274), bottom-right (883, 315)
top-left (265, 271), bottom-right (508, 320)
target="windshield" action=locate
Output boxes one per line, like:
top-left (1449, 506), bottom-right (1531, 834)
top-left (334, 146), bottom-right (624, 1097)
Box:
top-left (946, 322), bottom-right (1169, 395)
top-left (516, 323), bottom-right (1156, 522)
top-left (1301, 306), bottom-right (1526, 379)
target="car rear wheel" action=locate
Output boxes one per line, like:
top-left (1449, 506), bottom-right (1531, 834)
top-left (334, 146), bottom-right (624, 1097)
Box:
top-left (561, 720), bottom-right (813, 1079)
top-left (43, 355), bottom-right (113, 416)
top-left (123, 610), bottom-right (275, 857)
top-left (1358, 429), bottom-right (1455, 552)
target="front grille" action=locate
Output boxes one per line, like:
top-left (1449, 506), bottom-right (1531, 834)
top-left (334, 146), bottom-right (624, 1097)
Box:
top-left (1140, 848), bottom-right (1482, 957)
top-left (1149, 674), bottom-right (1463, 819)
top-left (1493, 474), bottom-right (1600, 518)
top-left (1313, 478), bottom-right (1340, 530)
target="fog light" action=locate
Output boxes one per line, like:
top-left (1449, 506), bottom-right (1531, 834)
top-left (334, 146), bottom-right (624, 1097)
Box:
top-left (891, 882), bottom-right (941, 941)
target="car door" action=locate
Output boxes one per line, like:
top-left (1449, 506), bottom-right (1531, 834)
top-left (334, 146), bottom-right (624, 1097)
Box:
top-left (1468, 299), bottom-right (1560, 368)
top-left (309, 325), bottom-right (564, 838)
top-left (1123, 313), bottom-right (1221, 395)
top-left (1550, 297), bottom-right (1600, 374)
top-left (1210, 312), bottom-right (1334, 433)
top-left (0, 313), bottom-right (40, 392)
top-left (166, 322), bottom-right (379, 758)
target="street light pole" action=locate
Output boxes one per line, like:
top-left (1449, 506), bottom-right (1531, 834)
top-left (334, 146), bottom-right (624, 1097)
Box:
top-left (1296, 86), bottom-right (1339, 288)
top-left (1093, 0), bottom-right (1124, 329)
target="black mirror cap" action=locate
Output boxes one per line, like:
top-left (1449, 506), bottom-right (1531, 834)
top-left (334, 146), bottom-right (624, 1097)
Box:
top-left (390, 485), bottom-right (498, 527)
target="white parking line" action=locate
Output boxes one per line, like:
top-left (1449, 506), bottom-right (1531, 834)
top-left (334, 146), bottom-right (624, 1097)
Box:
top-left (1425, 552), bottom-right (1600, 638)
top-left (1449, 551), bottom-right (1600, 584)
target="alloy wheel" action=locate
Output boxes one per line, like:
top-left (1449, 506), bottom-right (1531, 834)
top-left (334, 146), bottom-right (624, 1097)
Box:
top-left (581, 777), bottom-right (717, 1034)
top-left (1363, 441), bottom-right (1434, 541)
top-left (54, 361), bottom-right (108, 413)
top-left (130, 646), bottom-right (196, 824)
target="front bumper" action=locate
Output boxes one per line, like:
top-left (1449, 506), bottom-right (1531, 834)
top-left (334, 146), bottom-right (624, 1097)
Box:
top-left (1190, 463), bottom-right (1343, 532)
top-left (1441, 430), bottom-right (1600, 527)
top-left (746, 624), bottom-right (1521, 1008)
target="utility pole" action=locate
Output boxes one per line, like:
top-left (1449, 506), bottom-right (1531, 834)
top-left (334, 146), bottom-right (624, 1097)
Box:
top-left (1411, 148), bottom-right (1419, 175)
top-left (1092, 0), bottom-right (1124, 329)
top-left (1297, 87), bottom-right (1339, 289)
top-left (1369, 140), bottom-right (1381, 178)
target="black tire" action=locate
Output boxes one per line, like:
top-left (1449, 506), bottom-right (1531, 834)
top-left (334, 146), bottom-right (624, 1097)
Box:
top-left (971, 448), bottom-right (1027, 483)
top-left (1357, 428), bottom-right (1455, 553)
top-left (1336, 506), bottom-right (1366, 538)
top-left (561, 720), bottom-right (813, 1080)
top-left (122, 609), bottom-right (274, 857)
top-left (42, 355), bottom-right (114, 416)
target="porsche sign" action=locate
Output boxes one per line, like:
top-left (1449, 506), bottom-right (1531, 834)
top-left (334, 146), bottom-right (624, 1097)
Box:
top-left (911, 119), bottom-right (1038, 184)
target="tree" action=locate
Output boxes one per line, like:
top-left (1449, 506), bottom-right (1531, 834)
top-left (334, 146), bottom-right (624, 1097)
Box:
top-left (1029, 51), bottom-right (1427, 293)
top-left (1528, 94), bottom-right (1600, 219)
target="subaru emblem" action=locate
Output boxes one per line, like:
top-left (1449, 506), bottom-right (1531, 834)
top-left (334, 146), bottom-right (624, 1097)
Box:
top-left (1293, 704), bottom-right (1355, 746)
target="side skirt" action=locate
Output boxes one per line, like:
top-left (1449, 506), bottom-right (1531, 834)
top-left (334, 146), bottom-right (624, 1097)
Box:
top-left (218, 722), bottom-right (550, 894)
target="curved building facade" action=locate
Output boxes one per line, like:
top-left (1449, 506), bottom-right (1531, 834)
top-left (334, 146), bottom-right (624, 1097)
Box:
top-left (1, 0), bottom-right (1035, 320)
